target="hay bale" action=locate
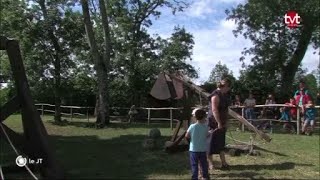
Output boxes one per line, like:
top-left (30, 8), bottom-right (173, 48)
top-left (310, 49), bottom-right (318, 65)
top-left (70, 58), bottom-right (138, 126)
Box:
top-left (149, 128), bottom-right (161, 139)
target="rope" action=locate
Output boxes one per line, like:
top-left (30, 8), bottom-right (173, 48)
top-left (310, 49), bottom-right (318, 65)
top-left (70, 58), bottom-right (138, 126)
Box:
top-left (0, 123), bottom-right (39, 180)
top-left (0, 166), bottom-right (4, 180)
top-left (226, 126), bottom-right (259, 146)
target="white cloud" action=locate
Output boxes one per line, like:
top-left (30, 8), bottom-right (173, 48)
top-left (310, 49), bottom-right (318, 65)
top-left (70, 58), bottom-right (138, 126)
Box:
top-left (301, 48), bottom-right (320, 73)
top-left (187, 0), bottom-right (215, 18)
top-left (188, 19), bottom-right (252, 83)
top-left (148, 1), bottom-right (319, 85)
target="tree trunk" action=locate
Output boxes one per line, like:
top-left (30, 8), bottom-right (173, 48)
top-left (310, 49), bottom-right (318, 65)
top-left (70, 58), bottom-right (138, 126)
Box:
top-left (98, 0), bottom-right (111, 125)
top-left (280, 21), bottom-right (314, 99)
top-left (81, 0), bottom-right (108, 127)
top-left (38, 0), bottom-right (62, 122)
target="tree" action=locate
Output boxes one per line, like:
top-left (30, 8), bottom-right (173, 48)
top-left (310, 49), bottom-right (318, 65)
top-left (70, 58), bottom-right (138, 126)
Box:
top-left (304, 73), bottom-right (318, 99)
top-left (107, 0), bottom-right (189, 106)
top-left (313, 63), bottom-right (320, 89)
top-left (157, 26), bottom-right (197, 78)
top-left (37, 0), bottom-right (64, 122)
top-left (81, 0), bottom-right (111, 127)
top-left (208, 61), bottom-right (233, 83)
top-left (1, 0), bottom-right (87, 122)
top-left (226, 0), bottom-right (320, 99)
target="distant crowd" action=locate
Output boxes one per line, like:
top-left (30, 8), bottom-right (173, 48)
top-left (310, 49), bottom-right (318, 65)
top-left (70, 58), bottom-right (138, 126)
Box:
top-left (231, 80), bottom-right (319, 135)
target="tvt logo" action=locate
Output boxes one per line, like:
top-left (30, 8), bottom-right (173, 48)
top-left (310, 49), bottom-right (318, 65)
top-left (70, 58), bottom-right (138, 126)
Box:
top-left (284, 11), bottom-right (301, 28)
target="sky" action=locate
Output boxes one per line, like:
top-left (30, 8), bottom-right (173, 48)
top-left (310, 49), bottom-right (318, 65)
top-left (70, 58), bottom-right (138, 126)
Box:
top-left (147, 0), bottom-right (319, 84)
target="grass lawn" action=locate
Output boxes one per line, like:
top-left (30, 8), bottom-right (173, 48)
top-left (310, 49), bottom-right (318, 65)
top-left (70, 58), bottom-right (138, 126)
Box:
top-left (1, 114), bottom-right (319, 179)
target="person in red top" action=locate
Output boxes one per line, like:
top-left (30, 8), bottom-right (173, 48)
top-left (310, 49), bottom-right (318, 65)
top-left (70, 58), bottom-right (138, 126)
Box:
top-left (285, 98), bottom-right (297, 120)
top-left (294, 90), bottom-right (311, 114)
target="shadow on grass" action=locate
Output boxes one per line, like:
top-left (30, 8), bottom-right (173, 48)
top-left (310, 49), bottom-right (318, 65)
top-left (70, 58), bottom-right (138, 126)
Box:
top-left (253, 146), bottom-right (288, 157)
top-left (47, 134), bottom-right (188, 179)
top-left (214, 171), bottom-right (263, 179)
top-left (230, 162), bottom-right (313, 171)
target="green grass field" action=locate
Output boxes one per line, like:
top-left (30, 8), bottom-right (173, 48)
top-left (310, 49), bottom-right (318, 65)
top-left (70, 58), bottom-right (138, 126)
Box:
top-left (1, 114), bottom-right (319, 179)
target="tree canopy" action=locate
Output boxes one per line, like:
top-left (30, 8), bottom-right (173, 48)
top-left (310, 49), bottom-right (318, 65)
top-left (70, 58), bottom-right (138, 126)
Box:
top-left (226, 0), bottom-right (319, 98)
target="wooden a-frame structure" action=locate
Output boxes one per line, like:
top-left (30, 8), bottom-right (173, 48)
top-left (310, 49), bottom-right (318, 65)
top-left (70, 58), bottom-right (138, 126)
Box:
top-left (0, 36), bottom-right (63, 179)
top-left (150, 72), bottom-right (271, 152)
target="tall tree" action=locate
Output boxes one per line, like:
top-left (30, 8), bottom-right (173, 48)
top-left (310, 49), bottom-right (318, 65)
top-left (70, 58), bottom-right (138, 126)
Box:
top-left (157, 27), bottom-right (197, 78)
top-left (108, 0), bottom-right (189, 106)
top-left (208, 61), bottom-right (233, 83)
top-left (1, 0), bottom-right (86, 122)
top-left (81, 0), bottom-right (111, 127)
top-left (226, 0), bottom-right (320, 98)
top-left (37, 0), bottom-right (63, 122)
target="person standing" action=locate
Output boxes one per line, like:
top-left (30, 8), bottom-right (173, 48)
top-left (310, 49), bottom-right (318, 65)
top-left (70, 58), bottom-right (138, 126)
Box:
top-left (243, 93), bottom-right (256, 123)
top-left (302, 100), bottom-right (317, 135)
top-left (186, 108), bottom-right (212, 180)
top-left (207, 78), bottom-right (232, 170)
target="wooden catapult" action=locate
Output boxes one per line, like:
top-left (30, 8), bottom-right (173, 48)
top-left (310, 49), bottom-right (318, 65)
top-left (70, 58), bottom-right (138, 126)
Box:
top-left (150, 72), bottom-right (272, 153)
top-left (0, 36), bottom-right (63, 179)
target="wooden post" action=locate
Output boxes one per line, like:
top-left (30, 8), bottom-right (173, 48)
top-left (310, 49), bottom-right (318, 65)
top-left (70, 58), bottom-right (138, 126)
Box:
top-left (3, 37), bottom-right (64, 178)
top-left (297, 107), bottom-right (300, 135)
top-left (86, 108), bottom-right (89, 123)
top-left (270, 120), bottom-right (273, 134)
top-left (147, 109), bottom-right (150, 125)
top-left (41, 104), bottom-right (44, 118)
top-left (170, 108), bottom-right (173, 130)
top-left (70, 107), bottom-right (73, 121)
top-left (241, 107), bottom-right (245, 132)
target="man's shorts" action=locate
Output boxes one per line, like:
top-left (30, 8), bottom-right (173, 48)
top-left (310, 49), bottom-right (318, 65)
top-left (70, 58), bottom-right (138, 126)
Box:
top-left (304, 118), bottom-right (315, 126)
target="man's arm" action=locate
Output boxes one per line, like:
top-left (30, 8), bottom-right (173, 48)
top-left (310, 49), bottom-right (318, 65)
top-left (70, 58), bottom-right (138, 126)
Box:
top-left (211, 95), bottom-right (223, 129)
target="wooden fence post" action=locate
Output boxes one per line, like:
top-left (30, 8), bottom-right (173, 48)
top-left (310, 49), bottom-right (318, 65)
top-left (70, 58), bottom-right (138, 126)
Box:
top-left (241, 107), bottom-right (245, 132)
top-left (41, 104), bottom-right (44, 118)
top-left (70, 107), bottom-right (73, 121)
top-left (170, 108), bottom-right (173, 130)
top-left (147, 109), bottom-right (150, 125)
top-left (297, 107), bottom-right (300, 135)
top-left (86, 108), bottom-right (89, 123)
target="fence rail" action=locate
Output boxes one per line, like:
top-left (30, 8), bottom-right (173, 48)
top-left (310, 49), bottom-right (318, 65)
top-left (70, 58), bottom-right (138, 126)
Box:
top-left (35, 103), bottom-right (93, 122)
top-left (35, 103), bottom-right (319, 133)
top-left (229, 104), bottom-right (320, 134)
top-left (34, 104), bottom-right (183, 128)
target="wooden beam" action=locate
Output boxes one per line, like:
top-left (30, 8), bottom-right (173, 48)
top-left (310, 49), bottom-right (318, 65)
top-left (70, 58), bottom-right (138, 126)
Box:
top-left (6, 39), bottom-right (64, 178)
top-left (171, 121), bottom-right (182, 142)
top-left (228, 109), bottom-right (272, 142)
top-left (168, 74), bottom-right (210, 98)
top-left (0, 95), bottom-right (21, 123)
top-left (168, 73), bottom-right (272, 143)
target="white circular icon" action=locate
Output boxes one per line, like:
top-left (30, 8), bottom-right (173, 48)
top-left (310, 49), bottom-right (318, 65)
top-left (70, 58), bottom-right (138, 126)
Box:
top-left (15, 155), bottom-right (27, 167)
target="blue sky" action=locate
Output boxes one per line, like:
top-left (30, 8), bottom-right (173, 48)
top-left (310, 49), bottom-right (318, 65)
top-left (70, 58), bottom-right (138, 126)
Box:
top-left (147, 0), bottom-right (319, 84)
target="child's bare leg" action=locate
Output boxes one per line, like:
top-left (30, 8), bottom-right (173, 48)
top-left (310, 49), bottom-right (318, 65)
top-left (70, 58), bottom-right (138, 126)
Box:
top-left (198, 163), bottom-right (203, 178)
top-left (310, 120), bottom-right (315, 132)
top-left (207, 155), bottom-right (214, 169)
top-left (302, 120), bottom-right (308, 133)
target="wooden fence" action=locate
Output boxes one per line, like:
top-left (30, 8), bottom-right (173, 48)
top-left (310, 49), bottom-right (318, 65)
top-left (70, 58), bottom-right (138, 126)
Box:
top-left (35, 103), bottom-right (94, 122)
top-left (140, 107), bottom-right (183, 129)
top-left (229, 104), bottom-right (320, 134)
top-left (35, 104), bottom-right (184, 129)
top-left (35, 103), bottom-right (319, 133)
